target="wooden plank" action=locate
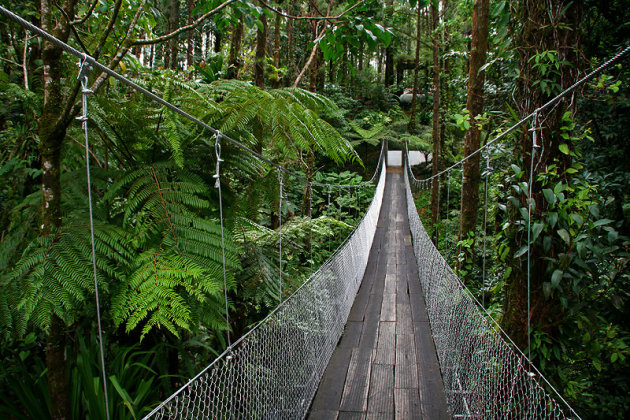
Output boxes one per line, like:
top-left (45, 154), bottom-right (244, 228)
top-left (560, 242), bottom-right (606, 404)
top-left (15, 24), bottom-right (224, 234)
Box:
top-left (409, 290), bottom-right (429, 323)
top-left (414, 322), bottom-right (450, 420)
top-left (394, 388), bottom-right (422, 420)
top-left (339, 321), bottom-right (363, 349)
top-left (367, 363), bottom-right (394, 414)
top-left (384, 273), bottom-right (396, 295)
top-left (340, 348), bottom-right (373, 412)
top-left (380, 293), bottom-right (396, 322)
top-left (361, 293), bottom-right (383, 350)
top-left (337, 413), bottom-right (365, 420)
top-left (374, 321), bottom-right (396, 365)
top-left (309, 410), bottom-right (338, 420)
top-left (396, 270), bottom-right (409, 298)
top-left (396, 303), bottom-right (413, 335)
top-left (310, 342), bottom-right (354, 412)
top-left (395, 333), bottom-right (418, 389)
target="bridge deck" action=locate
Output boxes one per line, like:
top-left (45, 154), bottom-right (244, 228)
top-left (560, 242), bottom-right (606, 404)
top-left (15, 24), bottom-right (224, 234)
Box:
top-left (308, 170), bottom-right (449, 419)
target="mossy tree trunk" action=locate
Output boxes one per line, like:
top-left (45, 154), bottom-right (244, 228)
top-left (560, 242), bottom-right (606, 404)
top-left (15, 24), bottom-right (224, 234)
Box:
top-left (502, 0), bottom-right (583, 348)
top-left (459, 0), bottom-right (489, 269)
top-left (430, 2), bottom-right (441, 241)
top-left (254, 1), bottom-right (267, 89)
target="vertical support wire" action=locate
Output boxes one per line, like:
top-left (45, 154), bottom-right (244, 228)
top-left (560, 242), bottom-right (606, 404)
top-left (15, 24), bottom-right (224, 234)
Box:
top-left (327, 186), bottom-right (331, 254)
top-left (77, 57), bottom-right (110, 420)
top-left (309, 182), bottom-right (313, 274)
top-left (213, 132), bottom-right (231, 350)
top-left (482, 151), bottom-right (490, 308)
top-left (446, 169), bottom-right (451, 249)
top-left (527, 109), bottom-right (540, 363)
top-left (436, 176), bottom-right (441, 246)
top-left (278, 168), bottom-right (283, 303)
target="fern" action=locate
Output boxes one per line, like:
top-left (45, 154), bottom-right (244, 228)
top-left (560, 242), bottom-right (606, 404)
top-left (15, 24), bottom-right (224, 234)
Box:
top-left (107, 163), bottom-right (239, 339)
top-left (204, 80), bottom-right (359, 167)
top-left (234, 215), bottom-right (350, 309)
top-left (6, 219), bottom-right (131, 336)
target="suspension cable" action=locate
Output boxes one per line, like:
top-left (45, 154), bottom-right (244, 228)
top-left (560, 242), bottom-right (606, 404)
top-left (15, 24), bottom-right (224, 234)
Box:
top-left (0, 6), bottom-right (385, 191)
top-left (277, 168), bottom-right (283, 303)
top-left (402, 45), bottom-right (630, 184)
top-left (77, 57), bottom-right (110, 420)
top-left (526, 109), bottom-right (540, 362)
top-left (309, 182), bottom-right (313, 274)
top-left (482, 150), bottom-right (490, 308)
top-left (213, 132), bottom-right (232, 350)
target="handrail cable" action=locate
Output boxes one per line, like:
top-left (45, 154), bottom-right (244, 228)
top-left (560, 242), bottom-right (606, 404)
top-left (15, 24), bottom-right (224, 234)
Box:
top-left (142, 148), bottom-right (387, 418)
top-left (0, 6), bottom-right (384, 190)
top-left (406, 44), bottom-right (630, 184)
top-left (404, 146), bottom-right (581, 419)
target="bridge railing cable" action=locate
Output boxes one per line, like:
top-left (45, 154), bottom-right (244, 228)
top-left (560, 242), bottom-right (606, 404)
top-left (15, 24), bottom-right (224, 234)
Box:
top-left (0, 6), bottom-right (394, 418)
top-left (0, 5), bottom-right (381, 190)
top-left (403, 160), bottom-right (581, 419)
top-left (405, 44), bottom-right (630, 186)
top-left (144, 151), bottom-right (387, 419)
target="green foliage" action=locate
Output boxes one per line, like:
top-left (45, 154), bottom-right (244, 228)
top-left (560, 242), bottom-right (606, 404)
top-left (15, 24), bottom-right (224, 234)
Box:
top-left (204, 80), bottom-right (359, 166)
top-left (107, 164), bottom-right (239, 339)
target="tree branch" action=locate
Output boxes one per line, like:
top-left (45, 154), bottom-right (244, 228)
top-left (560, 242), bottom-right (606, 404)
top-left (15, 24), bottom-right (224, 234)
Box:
top-left (259, 0), bottom-right (366, 21)
top-left (131, 0), bottom-right (237, 46)
top-left (293, 28), bottom-right (327, 88)
top-left (92, 0), bottom-right (123, 60)
top-left (71, 0), bottom-right (98, 25)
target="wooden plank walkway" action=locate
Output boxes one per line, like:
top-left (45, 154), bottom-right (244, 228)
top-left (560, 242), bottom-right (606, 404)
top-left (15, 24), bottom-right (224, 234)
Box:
top-left (308, 171), bottom-right (449, 420)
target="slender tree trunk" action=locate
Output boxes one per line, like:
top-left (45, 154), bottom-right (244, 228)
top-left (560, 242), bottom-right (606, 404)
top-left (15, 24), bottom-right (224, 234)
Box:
top-left (384, 0), bottom-right (395, 86)
top-left (459, 0), bottom-right (489, 256)
top-left (408, 3), bottom-right (423, 131)
top-left (341, 42), bottom-right (348, 85)
top-left (168, 0), bottom-right (180, 70)
top-left (284, 4), bottom-right (297, 86)
top-left (254, 2), bottom-right (267, 89)
top-left (213, 28), bottom-right (222, 54)
top-left (186, 0), bottom-right (194, 69)
top-left (430, 2), bottom-right (441, 239)
top-left (40, 3), bottom-right (78, 418)
top-left (272, 13), bottom-right (282, 88)
top-left (358, 42), bottom-right (364, 72)
top-left (227, 15), bottom-right (244, 79)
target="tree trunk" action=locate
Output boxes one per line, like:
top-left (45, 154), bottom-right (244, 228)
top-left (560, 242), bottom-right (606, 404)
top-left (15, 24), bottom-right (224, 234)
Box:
top-left (408, 3), bottom-right (423, 131)
top-left (40, 2), bottom-right (77, 417)
top-left (213, 28), bottom-right (222, 54)
top-left (254, 3), bottom-right (267, 89)
top-left (430, 2), bottom-right (440, 239)
top-left (384, 0), bottom-right (395, 86)
top-left (459, 0), bottom-right (489, 260)
top-left (168, 0), bottom-right (180, 70)
top-left (272, 13), bottom-right (282, 88)
top-left (502, 0), bottom-right (583, 349)
top-left (186, 0), bottom-right (194, 70)
top-left (284, 4), bottom-right (297, 86)
top-left (227, 15), bottom-right (244, 79)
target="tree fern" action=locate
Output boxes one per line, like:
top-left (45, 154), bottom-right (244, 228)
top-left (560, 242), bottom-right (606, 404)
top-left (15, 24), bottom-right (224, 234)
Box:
top-left (204, 80), bottom-right (359, 167)
top-left (6, 218), bottom-right (131, 336)
top-left (106, 163), bottom-right (239, 339)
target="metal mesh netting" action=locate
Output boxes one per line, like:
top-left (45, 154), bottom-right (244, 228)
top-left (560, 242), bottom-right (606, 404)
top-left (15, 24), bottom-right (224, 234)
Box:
top-left (403, 165), bottom-right (579, 419)
top-left (144, 159), bottom-right (387, 419)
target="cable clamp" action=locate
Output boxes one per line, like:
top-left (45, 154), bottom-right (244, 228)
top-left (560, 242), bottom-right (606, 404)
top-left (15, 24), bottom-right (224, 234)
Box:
top-left (213, 131), bottom-right (223, 189)
top-left (77, 54), bottom-right (93, 85)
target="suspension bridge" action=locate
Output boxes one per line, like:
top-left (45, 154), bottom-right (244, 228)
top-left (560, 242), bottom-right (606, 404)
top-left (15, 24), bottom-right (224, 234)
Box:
top-left (3, 6), bottom-right (630, 419)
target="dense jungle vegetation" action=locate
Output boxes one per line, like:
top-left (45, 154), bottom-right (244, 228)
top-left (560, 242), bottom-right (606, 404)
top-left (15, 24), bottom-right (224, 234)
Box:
top-left (0, 0), bottom-right (628, 418)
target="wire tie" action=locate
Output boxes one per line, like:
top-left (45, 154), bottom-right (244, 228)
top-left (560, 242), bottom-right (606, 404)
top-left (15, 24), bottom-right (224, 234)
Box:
top-left (214, 132), bottom-right (223, 189)
top-left (77, 54), bottom-right (93, 82)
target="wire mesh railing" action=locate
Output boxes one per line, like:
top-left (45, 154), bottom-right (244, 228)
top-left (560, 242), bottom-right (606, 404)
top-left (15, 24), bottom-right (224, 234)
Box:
top-left (144, 151), bottom-right (387, 419)
top-left (403, 161), bottom-right (580, 419)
